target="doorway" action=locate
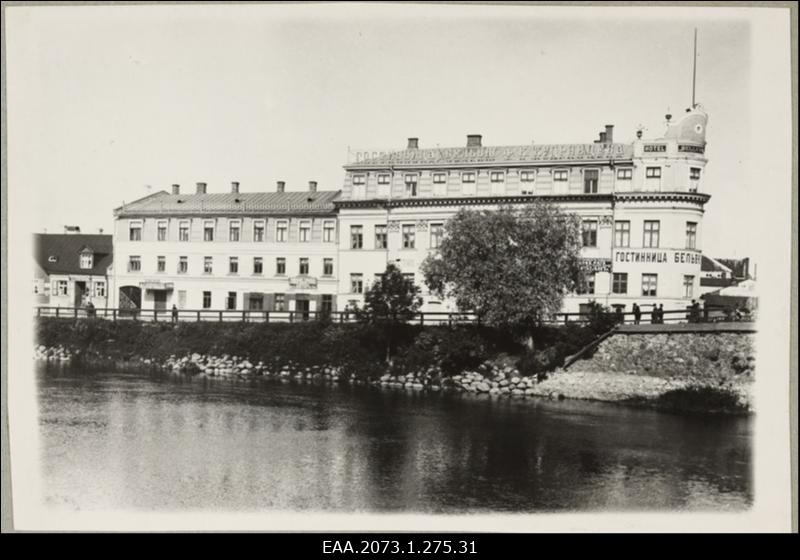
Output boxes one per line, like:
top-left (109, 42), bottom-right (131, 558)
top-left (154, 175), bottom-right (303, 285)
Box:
top-left (153, 290), bottom-right (168, 311)
top-left (74, 281), bottom-right (87, 307)
top-left (295, 296), bottom-right (310, 321)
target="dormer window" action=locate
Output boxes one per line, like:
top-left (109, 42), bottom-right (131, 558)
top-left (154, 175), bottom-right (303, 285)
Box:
top-left (80, 253), bottom-right (94, 269)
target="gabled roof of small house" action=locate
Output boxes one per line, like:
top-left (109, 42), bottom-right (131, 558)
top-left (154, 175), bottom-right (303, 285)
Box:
top-left (34, 233), bottom-right (113, 276)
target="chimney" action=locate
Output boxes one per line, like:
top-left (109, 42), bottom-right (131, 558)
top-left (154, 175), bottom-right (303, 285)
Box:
top-left (599, 132), bottom-right (607, 143)
top-left (466, 134), bottom-right (482, 148)
top-left (196, 182), bottom-right (207, 194)
top-left (231, 181), bottom-right (240, 194)
top-left (605, 124), bottom-right (614, 144)
top-left (171, 184), bottom-right (180, 195)
top-left (277, 181), bottom-right (285, 193)
top-left (308, 180), bottom-right (318, 192)
top-left (407, 137), bottom-right (419, 149)
top-left (98, 228), bottom-right (104, 234)
top-left (64, 225), bottom-right (81, 234)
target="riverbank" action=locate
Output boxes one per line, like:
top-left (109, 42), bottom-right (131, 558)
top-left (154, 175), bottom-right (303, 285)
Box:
top-left (34, 317), bottom-right (754, 413)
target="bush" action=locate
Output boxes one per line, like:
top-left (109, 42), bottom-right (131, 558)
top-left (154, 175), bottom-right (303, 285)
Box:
top-left (655, 384), bottom-right (746, 413)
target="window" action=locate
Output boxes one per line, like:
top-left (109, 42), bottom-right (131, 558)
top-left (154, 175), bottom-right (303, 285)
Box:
top-left (581, 220), bottom-right (598, 247)
top-left (689, 167), bottom-right (701, 192)
top-left (404, 174), bottom-right (418, 197)
top-left (402, 224), bottom-right (415, 249)
top-left (614, 221), bottom-right (630, 247)
top-left (229, 257), bottom-right (238, 274)
top-left (226, 291), bottom-right (237, 310)
top-left (253, 221), bottom-right (265, 242)
top-left (203, 256), bottom-right (213, 274)
top-left (520, 170), bottom-right (535, 194)
top-left (321, 294), bottom-right (333, 314)
top-left (323, 258), bottom-right (334, 276)
top-left (129, 223), bottom-right (142, 241)
top-left (641, 273), bottom-right (658, 297)
top-left (276, 257), bottom-right (286, 275)
top-left (350, 273), bottom-right (363, 294)
top-left (617, 168), bottom-right (633, 180)
top-left (583, 169), bottom-right (599, 194)
top-left (274, 293), bottom-right (286, 312)
top-left (578, 272), bottom-right (595, 294)
top-left (377, 174), bottom-right (391, 185)
top-left (645, 167), bottom-right (662, 189)
top-left (612, 273), bottom-right (628, 294)
top-left (202, 291), bottom-right (212, 309)
top-left (128, 256), bottom-right (141, 272)
top-left (253, 257), bottom-right (263, 275)
top-left (374, 225), bottom-right (387, 249)
top-left (56, 280), bottom-right (68, 295)
top-left (276, 221), bottom-right (288, 242)
top-left (350, 225), bottom-right (363, 249)
top-left (433, 173), bottom-right (447, 196)
top-left (79, 253), bottom-right (93, 269)
top-left (178, 256), bottom-right (188, 274)
top-left (352, 175), bottom-right (366, 198)
top-left (157, 256), bottom-right (166, 273)
top-left (430, 223), bottom-right (444, 249)
top-left (249, 295), bottom-right (263, 311)
top-left (683, 275), bottom-right (695, 298)
top-left (299, 258), bottom-right (309, 275)
top-left (299, 221), bottom-right (311, 242)
top-left (179, 221), bottom-right (189, 242)
top-left (203, 221), bottom-right (215, 242)
top-left (643, 220), bottom-right (660, 248)
top-left (94, 281), bottom-right (106, 298)
top-left (553, 169), bottom-right (569, 182)
top-left (490, 171), bottom-right (505, 195)
top-left (157, 221), bottom-right (167, 241)
top-left (686, 222), bottom-right (698, 249)
top-left (433, 173), bottom-right (446, 184)
top-left (462, 172), bottom-right (476, 183)
top-left (228, 221), bottom-right (240, 242)
top-left (323, 221), bottom-right (335, 243)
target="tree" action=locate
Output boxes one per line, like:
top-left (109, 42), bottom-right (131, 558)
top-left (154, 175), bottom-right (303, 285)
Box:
top-left (357, 262), bottom-right (423, 362)
top-left (421, 202), bottom-right (585, 345)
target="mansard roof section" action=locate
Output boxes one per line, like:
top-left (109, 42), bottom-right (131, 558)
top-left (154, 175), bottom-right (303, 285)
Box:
top-left (345, 143), bottom-right (634, 169)
top-left (115, 190), bottom-right (342, 217)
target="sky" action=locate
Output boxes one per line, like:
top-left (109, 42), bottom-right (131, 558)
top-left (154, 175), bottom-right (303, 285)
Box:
top-left (6, 4), bottom-right (760, 258)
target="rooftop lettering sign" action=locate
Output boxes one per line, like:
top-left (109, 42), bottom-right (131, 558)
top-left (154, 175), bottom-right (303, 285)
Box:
top-left (643, 144), bottom-right (667, 152)
top-left (614, 250), bottom-right (702, 265)
top-left (349, 144), bottom-right (631, 166)
top-left (678, 144), bottom-right (705, 154)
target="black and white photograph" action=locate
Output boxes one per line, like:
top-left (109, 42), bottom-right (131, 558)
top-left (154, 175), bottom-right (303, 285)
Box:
top-left (3, 2), bottom-right (795, 533)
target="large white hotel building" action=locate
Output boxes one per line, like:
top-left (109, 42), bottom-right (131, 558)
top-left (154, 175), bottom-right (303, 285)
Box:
top-left (112, 106), bottom-right (710, 317)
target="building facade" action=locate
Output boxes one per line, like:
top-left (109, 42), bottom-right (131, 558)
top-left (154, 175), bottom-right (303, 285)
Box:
top-left (335, 107), bottom-right (711, 314)
top-left (34, 232), bottom-right (113, 308)
top-left (112, 181), bottom-right (340, 317)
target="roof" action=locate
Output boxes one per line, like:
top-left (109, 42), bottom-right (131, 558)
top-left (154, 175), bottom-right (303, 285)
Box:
top-left (716, 258), bottom-right (750, 279)
top-left (345, 143), bottom-right (634, 169)
top-left (701, 255), bottom-right (732, 273)
top-left (700, 277), bottom-right (739, 288)
top-left (115, 190), bottom-right (342, 217)
top-left (34, 234), bottom-right (113, 276)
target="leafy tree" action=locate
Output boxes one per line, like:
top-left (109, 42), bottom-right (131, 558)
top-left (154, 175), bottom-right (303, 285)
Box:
top-left (356, 262), bottom-right (423, 362)
top-left (421, 202), bottom-right (585, 347)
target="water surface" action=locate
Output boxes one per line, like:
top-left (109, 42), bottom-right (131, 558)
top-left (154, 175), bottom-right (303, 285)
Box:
top-left (37, 365), bottom-right (752, 512)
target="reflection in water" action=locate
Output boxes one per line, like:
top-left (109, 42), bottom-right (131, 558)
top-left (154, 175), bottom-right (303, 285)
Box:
top-left (37, 365), bottom-right (752, 512)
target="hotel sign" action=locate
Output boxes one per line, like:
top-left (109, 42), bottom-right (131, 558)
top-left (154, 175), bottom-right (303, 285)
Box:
top-left (289, 276), bottom-right (318, 290)
top-left (678, 144), bottom-right (705, 154)
top-left (643, 144), bottom-right (667, 153)
top-left (614, 250), bottom-right (702, 265)
top-left (580, 258), bottom-right (612, 273)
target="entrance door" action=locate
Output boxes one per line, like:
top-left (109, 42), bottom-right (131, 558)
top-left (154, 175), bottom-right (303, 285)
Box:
top-left (295, 296), bottom-right (310, 321)
top-left (153, 290), bottom-right (168, 310)
top-left (74, 281), bottom-right (87, 307)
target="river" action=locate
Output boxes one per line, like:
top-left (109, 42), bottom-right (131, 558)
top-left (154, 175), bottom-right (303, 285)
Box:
top-left (37, 364), bottom-right (752, 512)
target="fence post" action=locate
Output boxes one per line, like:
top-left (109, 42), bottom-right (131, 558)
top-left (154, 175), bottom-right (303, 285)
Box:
top-left (74, 307), bottom-right (78, 319)
top-left (37, 308), bottom-right (41, 317)
top-left (290, 312), bottom-right (294, 323)
top-left (55, 307), bottom-right (60, 318)
top-left (113, 309), bottom-right (117, 322)
top-left (197, 310), bottom-right (201, 322)
top-left (219, 311), bottom-right (223, 323)
top-left (419, 313), bottom-right (424, 326)
top-left (242, 310), bottom-right (246, 323)
top-left (264, 311), bottom-right (269, 323)
top-left (154, 309), bottom-right (158, 322)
